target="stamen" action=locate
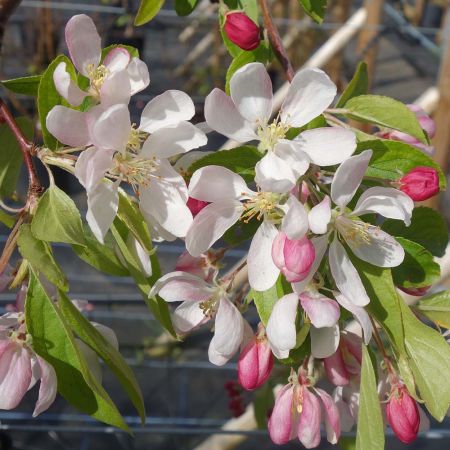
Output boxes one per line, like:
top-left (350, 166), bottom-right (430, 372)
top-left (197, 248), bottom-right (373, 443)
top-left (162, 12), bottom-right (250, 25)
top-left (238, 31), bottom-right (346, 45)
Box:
top-left (240, 192), bottom-right (281, 223)
top-left (336, 215), bottom-right (374, 248)
top-left (257, 113), bottom-right (290, 152)
top-left (86, 63), bottom-right (110, 93)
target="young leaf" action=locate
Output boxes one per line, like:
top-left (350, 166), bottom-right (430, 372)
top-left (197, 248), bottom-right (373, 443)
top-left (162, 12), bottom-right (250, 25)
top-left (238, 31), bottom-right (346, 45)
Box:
top-left (355, 344), bottom-right (385, 450)
top-left (0, 117), bottom-right (33, 199)
top-left (58, 291), bottom-right (145, 422)
top-left (188, 145), bottom-right (262, 182)
top-left (357, 139), bottom-right (446, 190)
top-left (336, 62), bottom-right (368, 108)
top-left (345, 95), bottom-right (428, 144)
top-left (391, 237), bottom-right (440, 289)
top-left (31, 185), bottom-right (86, 246)
top-left (38, 55), bottom-right (77, 149)
top-left (17, 224), bottom-right (68, 291)
top-left (72, 224), bottom-right (129, 276)
top-left (299, 0), bottom-right (328, 23)
top-left (175, 0), bottom-right (201, 16)
top-left (416, 290), bottom-right (450, 329)
top-left (2, 75), bottom-right (42, 96)
top-left (0, 209), bottom-right (15, 228)
top-left (134, 0), bottom-right (165, 25)
top-left (26, 272), bottom-right (129, 430)
top-left (382, 207), bottom-right (448, 258)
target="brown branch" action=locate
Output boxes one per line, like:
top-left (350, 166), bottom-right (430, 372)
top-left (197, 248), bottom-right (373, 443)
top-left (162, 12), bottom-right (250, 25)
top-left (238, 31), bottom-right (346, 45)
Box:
top-left (0, 0), bottom-right (22, 50)
top-left (258, 0), bottom-right (294, 82)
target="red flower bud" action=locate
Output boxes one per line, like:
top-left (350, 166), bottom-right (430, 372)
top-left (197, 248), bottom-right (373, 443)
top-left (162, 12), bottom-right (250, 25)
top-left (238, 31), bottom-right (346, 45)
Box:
top-left (224, 12), bottom-right (260, 51)
top-left (238, 328), bottom-right (273, 390)
top-left (398, 285), bottom-right (431, 296)
top-left (386, 386), bottom-right (420, 444)
top-left (187, 197), bottom-right (209, 217)
top-left (399, 166), bottom-right (439, 201)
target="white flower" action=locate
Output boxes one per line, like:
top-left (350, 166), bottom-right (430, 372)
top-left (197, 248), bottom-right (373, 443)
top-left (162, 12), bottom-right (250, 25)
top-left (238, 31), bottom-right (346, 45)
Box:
top-left (307, 150), bottom-right (414, 306)
top-left (150, 271), bottom-right (245, 366)
top-left (204, 62), bottom-right (357, 188)
top-left (72, 92), bottom-right (207, 242)
top-left (186, 165), bottom-right (311, 291)
top-left (54, 14), bottom-right (149, 107)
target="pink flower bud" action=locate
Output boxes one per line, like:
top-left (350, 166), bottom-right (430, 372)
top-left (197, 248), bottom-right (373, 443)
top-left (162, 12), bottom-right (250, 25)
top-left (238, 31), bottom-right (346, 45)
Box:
top-left (398, 285), bottom-right (431, 296)
top-left (224, 11), bottom-right (260, 51)
top-left (408, 104), bottom-right (435, 138)
top-left (386, 385), bottom-right (420, 444)
top-left (175, 251), bottom-right (216, 282)
top-left (399, 166), bottom-right (439, 201)
top-left (187, 197), bottom-right (209, 217)
top-left (272, 232), bottom-right (315, 283)
top-left (238, 328), bottom-right (273, 390)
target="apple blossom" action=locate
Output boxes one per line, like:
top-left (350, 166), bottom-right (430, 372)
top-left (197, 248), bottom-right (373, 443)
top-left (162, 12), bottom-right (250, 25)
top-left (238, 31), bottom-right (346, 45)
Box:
top-left (150, 271), bottom-right (245, 365)
top-left (204, 63), bottom-right (357, 187)
top-left (54, 14), bottom-right (149, 107)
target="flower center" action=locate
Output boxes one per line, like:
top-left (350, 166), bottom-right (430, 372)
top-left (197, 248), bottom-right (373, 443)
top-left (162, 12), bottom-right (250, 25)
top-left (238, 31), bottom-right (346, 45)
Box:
top-left (199, 285), bottom-right (228, 318)
top-left (241, 192), bottom-right (282, 223)
top-left (86, 63), bottom-right (109, 92)
top-left (127, 124), bottom-right (146, 153)
top-left (257, 116), bottom-right (290, 152)
top-left (113, 153), bottom-right (159, 188)
top-left (335, 215), bottom-right (372, 248)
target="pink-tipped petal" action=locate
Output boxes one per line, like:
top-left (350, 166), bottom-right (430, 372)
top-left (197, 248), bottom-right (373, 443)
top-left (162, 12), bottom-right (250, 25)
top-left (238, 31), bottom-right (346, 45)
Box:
top-left (324, 349), bottom-right (351, 386)
top-left (298, 387), bottom-right (322, 449)
top-left (316, 388), bottom-right (341, 444)
top-left (33, 357), bottom-right (57, 416)
top-left (103, 47), bottom-right (131, 72)
top-left (268, 384), bottom-right (295, 445)
top-left (300, 292), bottom-right (340, 328)
top-left (53, 62), bottom-right (87, 106)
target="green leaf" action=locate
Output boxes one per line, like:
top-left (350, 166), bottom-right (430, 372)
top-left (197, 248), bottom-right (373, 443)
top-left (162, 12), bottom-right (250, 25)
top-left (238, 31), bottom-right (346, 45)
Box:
top-left (58, 291), bottom-right (145, 422)
top-left (31, 186), bottom-right (86, 246)
top-left (251, 284), bottom-right (279, 326)
top-left (134, 0), bottom-right (165, 25)
top-left (26, 272), bottom-right (128, 430)
top-left (117, 191), bottom-right (152, 253)
top-left (0, 209), bottom-right (15, 228)
top-left (357, 139), bottom-right (446, 190)
top-left (339, 437), bottom-right (357, 450)
top-left (253, 383), bottom-right (274, 429)
top-left (38, 55), bottom-right (77, 149)
top-left (336, 62), bottom-right (368, 108)
top-left (174, 0), bottom-right (200, 16)
top-left (355, 344), bottom-right (384, 450)
top-left (0, 117), bottom-right (33, 199)
top-left (17, 224), bottom-right (68, 290)
top-left (345, 95), bottom-right (428, 144)
top-left (416, 290), bottom-right (450, 329)
top-left (188, 146), bottom-right (262, 183)
top-left (392, 237), bottom-right (440, 289)
top-left (2, 75), bottom-right (41, 96)
top-left (401, 301), bottom-right (450, 420)
top-left (223, 217), bottom-right (260, 246)
top-left (382, 207), bottom-right (448, 257)
top-left (299, 0), bottom-right (327, 23)
top-left (72, 224), bottom-right (129, 276)
top-left (225, 44), bottom-right (272, 95)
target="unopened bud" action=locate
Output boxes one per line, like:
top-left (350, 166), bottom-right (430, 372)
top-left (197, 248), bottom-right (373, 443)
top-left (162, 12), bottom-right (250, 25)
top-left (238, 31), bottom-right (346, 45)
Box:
top-left (187, 197), bottom-right (209, 217)
top-left (224, 12), bottom-right (260, 51)
top-left (399, 166), bottom-right (439, 201)
top-left (398, 285), bottom-right (430, 296)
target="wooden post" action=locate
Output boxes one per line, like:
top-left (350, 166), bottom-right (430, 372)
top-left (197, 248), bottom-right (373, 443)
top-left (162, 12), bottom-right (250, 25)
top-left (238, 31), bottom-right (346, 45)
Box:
top-left (357, 0), bottom-right (384, 88)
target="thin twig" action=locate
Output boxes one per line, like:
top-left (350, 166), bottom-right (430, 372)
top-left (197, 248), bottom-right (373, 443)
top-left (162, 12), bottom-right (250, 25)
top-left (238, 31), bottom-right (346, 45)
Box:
top-left (258, 0), bottom-right (294, 82)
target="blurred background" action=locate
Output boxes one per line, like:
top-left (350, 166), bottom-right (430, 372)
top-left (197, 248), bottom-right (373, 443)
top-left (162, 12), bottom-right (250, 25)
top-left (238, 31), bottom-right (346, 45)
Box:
top-left (1, 0), bottom-right (450, 449)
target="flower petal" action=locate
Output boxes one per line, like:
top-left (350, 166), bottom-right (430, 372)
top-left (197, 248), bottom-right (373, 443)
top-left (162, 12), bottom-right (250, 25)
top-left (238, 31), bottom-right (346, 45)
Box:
top-left (346, 226), bottom-right (405, 268)
top-left (329, 239), bottom-right (370, 306)
top-left (185, 199), bottom-right (243, 257)
top-left (281, 68), bottom-right (336, 127)
top-left (204, 88), bottom-right (258, 142)
top-left (127, 234), bottom-right (152, 277)
top-left (53, 62), bottom-right (87, 106)
top-left (140, 90), bottom-right (195, 133)
top-left (150, 271), bottom-right (211, 303)
top-left (33, 357), bottom-right (57, 416)
top-left (230, 62), bottom-right (273, 123)
top-left (308, 195), bottom-right (331, 235)
top-left (316, 388), bottom-right (341, 444)
top-left (86, 180), bottom-right (119, 243)
top-left (268, 384), bottom-right (295, 445)
top-left (46, 105), bottom-right (91, 147)
top-left (324, 350), bottom-right (351, 386)
top-left (297, 386), bottom-right (322, 449)
top-left (172, 301), bottom-right (208, 334)
top-left (140, 121), bottom-right (207, 159)
top-left (296, 128), bottom-right (357, 167)
top-left (74, 147), bottom-right (114, 193)
top-left (300, 292), bottom-right (340, 328)
top-left (266, 293), bottom-right (299, 359)
top-left (281, 196), bottom-right (309, 240)
top-left (100, 70), bottom-right (131, 107)
top-left (103, 47), bottom-right (131, 72)
top-left (331, 149), bottom-right (372, 207)
top-left (310, 324), bottom-right (340, 359)
top-left (274, 140), bottom-right (310, 178)
top-left (353, 187), bottom-right (414, 226)
top-left (127, 57), bottom-right (150, 95)
top-left (189, 165), bottom-right (251, 202)
top-left (208, 297), bottom-right (244, 366)
top-left (255, 152), bottom-right (296, 193)
top-left (65, 14), bottom-right (101, 77)
top-left (92, 104), bottom-right (131, 153)
top-left (248, 221), bottom-right (280, 291)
